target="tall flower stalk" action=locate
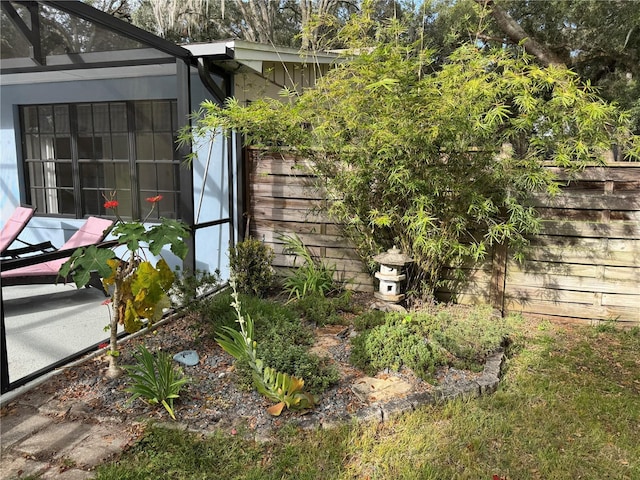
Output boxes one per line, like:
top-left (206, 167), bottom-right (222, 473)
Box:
top-left (61, 193), bottom-right (190, 378)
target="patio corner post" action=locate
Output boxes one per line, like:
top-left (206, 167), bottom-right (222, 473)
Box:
top-left (177, 56), bottom-right (195, 273)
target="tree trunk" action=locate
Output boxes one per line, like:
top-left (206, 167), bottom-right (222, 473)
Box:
top-left (475, 0), bottom-right (565, 67)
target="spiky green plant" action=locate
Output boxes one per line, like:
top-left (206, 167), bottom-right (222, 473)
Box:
top-left (123, 345), bottom-right (190, 420)
top-left (215, 278), bottom-right (317, 415)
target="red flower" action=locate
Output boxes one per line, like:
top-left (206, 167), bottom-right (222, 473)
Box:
top-left (98, 342), bottom-right (109, 349)
top-left (146, 195), bottom-right (163, 203)
top-left (104, 200), bottom-right (119, 209)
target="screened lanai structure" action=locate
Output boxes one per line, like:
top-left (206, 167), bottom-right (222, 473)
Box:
top-left (0, 0), bottom-right (337, 393)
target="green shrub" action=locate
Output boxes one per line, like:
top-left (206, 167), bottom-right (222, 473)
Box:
top-left (352, 310), bottom-right (387, 332)
top-left (255, 342), bottom-right (340, 394)
top-left (228, 238), bottom-right (275, 297)
top-left (292, 291), bottom-right (354, 326)
top-left (350, 313), bottom-right (446, 380)
top-left (350, 306), bottom-right (511, 381)
top-left (430, 305), bottom-right (510, 369)
top-left (170, 268), bottom-right (222, 312)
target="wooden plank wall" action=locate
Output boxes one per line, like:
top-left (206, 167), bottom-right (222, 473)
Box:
top-left (247, 148), bottom-right (640, 325)
top-left (502, 163), bottom-right (640, 325)
top-left (246, 148), bottom-right (374, 292)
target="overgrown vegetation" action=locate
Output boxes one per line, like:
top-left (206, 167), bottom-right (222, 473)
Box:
top-left (291, 291), bottom-right (357, 326)
top-left (181, 9), bottom-right (639, 296)
top-left (202, 290), bottom-right (339, 395)
top-left (95, 321), bottom-right (640, 479)
top-left (350, 305), bottom-right (514, 379)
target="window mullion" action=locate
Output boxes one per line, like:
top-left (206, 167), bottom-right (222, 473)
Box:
top-left (127, 101), bottom-right (139, 219)
top-left (69, 104), bottom-right (82, 218)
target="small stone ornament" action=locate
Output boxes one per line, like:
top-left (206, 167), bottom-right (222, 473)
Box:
top-left (173, 350), bottom-right (199, 366)
top-left (373, 246), bottom-right (413, 304)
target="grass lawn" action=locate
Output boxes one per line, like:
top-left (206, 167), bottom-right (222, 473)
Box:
top-left (94, 318), bottom-right (640, 480)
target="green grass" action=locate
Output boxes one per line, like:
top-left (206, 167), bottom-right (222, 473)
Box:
top-left (94, 319), bottom-right (640, 479)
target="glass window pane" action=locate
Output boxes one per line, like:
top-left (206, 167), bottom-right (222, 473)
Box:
top-left (110, 103), bottom-right (127, 132)
top-left (112, 134), bottom-right (129, 159)
top-left (136, 133), bottom-right (153, 159)
top-left (55, 137), bottom-right (71, 159)
top-left (98, 134), bottom-right (111, 159)
top-left (156, 163), bottom-right (176, 191)
top-left (135, 102), bottom-right (152, 131)
top-left (59, 188), bottom-right (75, 214)
top-left (153, 101), bottom-right (171, 131)
top-left (38, 106), bottom-right (54, 133)
top-left (40, 136), bottom-right (55, 160)
top-left (80, 163), bottom-right (98, 188)
top-left (28, 162), bottom-right (44, 187)
top-left (77, 104), bottom-right (93, 133)
top-left (157, 192), bottom-right (177, 219)
top-left (114, 163), bottom-right (131, 191)
top-left (32, 188), bottom-right (46, 212)
top-left (137, 163), bottom-right (155, 190)
top-left (78, 136), bottom-right (94, 159)
top-left (82, 189), bottom-right (101, 216)
top-left (54, 105), bottom-right (70, 133)
top-left (115, 189), bottom-right (133, 219)
top-left (171, 101), bottom-right (179, 131)
top-left (93, 104), bottom-right (109, 133)
top-left (23, 107), bottom-right (39, 133)
top-left (153, 133), bottom-right (173, 160)
top-left (24, 135), bottom-right (39, 159)
top-left (55, 163), bottom-right (73, 187)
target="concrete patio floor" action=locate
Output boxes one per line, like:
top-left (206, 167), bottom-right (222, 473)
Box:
top-left (2, 283), bottom-right (114, 387)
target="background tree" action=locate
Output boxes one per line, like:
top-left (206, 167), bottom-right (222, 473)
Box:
top-left (418, 0), bottom-right (640, 132)
top-left (182, 8), bottom-right (639, 295)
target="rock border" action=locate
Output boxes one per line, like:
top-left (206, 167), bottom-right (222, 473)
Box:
top-left (291, 348), bottom-right (505, 432)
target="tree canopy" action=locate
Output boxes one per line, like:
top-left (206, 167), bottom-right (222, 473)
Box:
top-left (183, 10), bottom-right (639, 293)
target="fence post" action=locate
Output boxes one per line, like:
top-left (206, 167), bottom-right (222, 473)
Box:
top-left (490, 244), bottom-right (508, 316)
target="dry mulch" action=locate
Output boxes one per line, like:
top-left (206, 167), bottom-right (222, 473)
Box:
top-left (11, 293), bottom-right (481, 441)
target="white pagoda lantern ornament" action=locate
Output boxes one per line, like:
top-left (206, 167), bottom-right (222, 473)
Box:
top-left (373, 246), bottom-right (413, 304)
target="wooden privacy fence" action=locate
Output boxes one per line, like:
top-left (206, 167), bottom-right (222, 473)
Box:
top-left (246, 148), bottom-right (640, 326)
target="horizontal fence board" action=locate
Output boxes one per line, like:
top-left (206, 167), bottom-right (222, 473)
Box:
top-left (251, 218), bottom-right (343, 236)
top-left (251, 183), bottom-right (327, 200)
top-left (505, 299), bottom-right (639, 323)
top-left (601, 293), bottom-right (640, 308)
top-left (604, 266), bottom-right (640, 282)
top-left (539, 220), bottom-right (640, 239)
top-left (504, 285), bottom-right (597, 304)
top-left (250, 173), bottom-right (317, 187)
top-left (530, 192), bottom-right (640, 210)
top-left (255, 228), bottom-right (349, 249)
top-left (546, 166), bottom-right (640, 182)
top-left (251, 206), bottom-right (332, 223)
top-left (508, 261), bottom-right (598, 277)
top-left (250, 196), bottom-right (324, 211)
top-left (505, 271), bottom-right (639, 295)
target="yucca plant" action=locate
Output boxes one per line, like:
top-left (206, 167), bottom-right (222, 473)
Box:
top-left (123, 344), bottom-right (190, 420)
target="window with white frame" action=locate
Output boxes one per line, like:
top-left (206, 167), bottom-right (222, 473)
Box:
top-left (20, 100), bottom-right (181, 221)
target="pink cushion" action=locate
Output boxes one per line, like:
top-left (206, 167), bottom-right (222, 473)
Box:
top-left (0, 207), bottom-right (35, 253)
top-left (2, 217), bottom-right (113, 279)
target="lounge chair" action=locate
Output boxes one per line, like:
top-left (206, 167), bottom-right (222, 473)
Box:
top-left (0, 206), bottom-right (43, 258)
top-left (1, 217), bottom-right (114, 294)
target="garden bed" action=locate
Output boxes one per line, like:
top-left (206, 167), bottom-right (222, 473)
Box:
top-left (11, 292), bottom-right (503, 441)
